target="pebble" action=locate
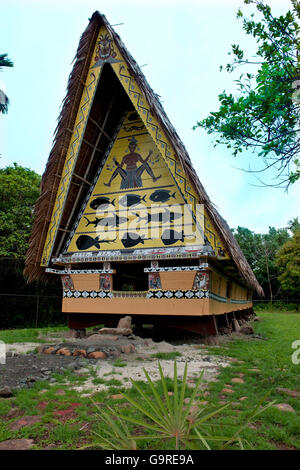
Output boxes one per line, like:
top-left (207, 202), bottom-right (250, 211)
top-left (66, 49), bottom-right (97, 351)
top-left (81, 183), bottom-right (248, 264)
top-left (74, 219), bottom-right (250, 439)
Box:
top-left (231, 378), bottom-right (245, 384)
top-left (222, 388), bottom-right (234, 394)
top-left (274, 403), bottom-right (295, 413)
top-left (0, 439), bottom-right (34, 450)
top-left (0, 386), bottom-right (13, 398)
top-left (111, 394), bottom-right (124, 400)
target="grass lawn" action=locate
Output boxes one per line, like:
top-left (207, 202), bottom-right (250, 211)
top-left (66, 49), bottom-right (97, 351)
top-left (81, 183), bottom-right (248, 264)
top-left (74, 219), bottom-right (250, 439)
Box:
top-left (0, 326), bottom-right (68, 344)
top-left (0, 310), bottom-right (300, 450)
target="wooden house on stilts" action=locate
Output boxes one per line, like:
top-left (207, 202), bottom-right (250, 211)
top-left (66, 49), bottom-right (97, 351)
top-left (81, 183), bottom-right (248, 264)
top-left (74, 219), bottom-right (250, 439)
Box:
top-left (24, 12), bottom-right (263, 336)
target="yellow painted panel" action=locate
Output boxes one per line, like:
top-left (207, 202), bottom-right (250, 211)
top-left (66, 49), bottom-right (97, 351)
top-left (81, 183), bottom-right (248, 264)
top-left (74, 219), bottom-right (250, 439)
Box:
top-left (66, 112), bottom-right (204, 254)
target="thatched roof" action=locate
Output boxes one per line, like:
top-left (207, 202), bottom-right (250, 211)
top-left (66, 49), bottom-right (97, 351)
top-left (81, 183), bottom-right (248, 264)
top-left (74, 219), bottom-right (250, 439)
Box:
top-left (24, 11), bottom-right (263, 296)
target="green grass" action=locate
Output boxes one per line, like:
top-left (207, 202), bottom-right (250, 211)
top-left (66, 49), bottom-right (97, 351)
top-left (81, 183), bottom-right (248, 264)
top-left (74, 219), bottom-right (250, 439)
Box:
top-left (205, 311), bottom-right (300, 450)
top-left (112, 360), bottom-right (127, 367)
top-left (1, 311), bottom-right (300, 450)
top-left (151, 351), bottom-right (182, 360)
top-left (0, 326), bottom-right (68, 344)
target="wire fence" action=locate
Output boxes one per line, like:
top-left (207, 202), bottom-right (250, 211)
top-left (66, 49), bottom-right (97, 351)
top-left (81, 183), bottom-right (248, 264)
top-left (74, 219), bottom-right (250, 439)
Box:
top-left (0, 293), bottom-right (64, 329)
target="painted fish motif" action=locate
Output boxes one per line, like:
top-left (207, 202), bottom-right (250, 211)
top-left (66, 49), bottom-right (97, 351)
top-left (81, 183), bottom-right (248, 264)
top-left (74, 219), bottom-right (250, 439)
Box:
top-left (84, 216), bottom-right (101, 227)
top-left (119, 194), bottom-right (146, 207)
top-left (161, 229), bottom-right (185, 246)
top-left (97, 215), bottom-right (128, 227)
top-left (76, 235), bottom-right (115, 251)
top-left (134, 208), bottom-right (182, 224)
top-left (121, 232), bottom-right (147, 248)
top-left (149, 190), bottom-right (176, 203)
top-left (90, 197), bottom-right (115, 211)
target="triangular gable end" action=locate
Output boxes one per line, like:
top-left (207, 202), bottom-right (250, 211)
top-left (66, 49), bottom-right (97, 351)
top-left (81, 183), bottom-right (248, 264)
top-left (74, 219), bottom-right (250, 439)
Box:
top-left (41, 23), bottom-right (228, 266)
top-left (63, 111), bottom-right (205, 257)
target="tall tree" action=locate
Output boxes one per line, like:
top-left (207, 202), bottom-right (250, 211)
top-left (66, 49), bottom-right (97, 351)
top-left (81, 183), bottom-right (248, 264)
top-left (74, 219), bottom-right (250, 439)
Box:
top-left (276, 229), bottom-right (300, 298)
top-left (194, 0), bottom-right (300, 188)
top-left (0, 163), bottom-right (41, 257)
top-left (0, 53), bottom-right (13, 114)
top-left (233, 225), bottom-right (290, 300)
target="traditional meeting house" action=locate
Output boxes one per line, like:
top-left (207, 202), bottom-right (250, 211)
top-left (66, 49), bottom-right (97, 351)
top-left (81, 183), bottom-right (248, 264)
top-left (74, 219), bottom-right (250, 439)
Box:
top-left (24, 12), bottom-right (263, 336)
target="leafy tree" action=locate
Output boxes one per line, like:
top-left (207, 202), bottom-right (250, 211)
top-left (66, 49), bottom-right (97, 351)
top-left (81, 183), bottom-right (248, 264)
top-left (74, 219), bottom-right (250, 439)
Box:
top-left (288, 216), bottom-right (300, 232)
top-left (194, 0), bottom-right (300, 188)
top-left (233, 225), bottom-right (290, 300)
top-left (0, 164), bottom-right (63, 328)
top-left (276, 229), bottom-right (300, 297)
top-left (0, 53), bottom-right (13, 114)
top-left (0, 163), bottom-right (41, 257)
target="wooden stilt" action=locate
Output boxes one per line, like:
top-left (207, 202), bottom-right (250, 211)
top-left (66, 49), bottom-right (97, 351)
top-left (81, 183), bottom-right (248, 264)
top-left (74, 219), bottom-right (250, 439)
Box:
top-left (212, 314), bottom-right (219, 336)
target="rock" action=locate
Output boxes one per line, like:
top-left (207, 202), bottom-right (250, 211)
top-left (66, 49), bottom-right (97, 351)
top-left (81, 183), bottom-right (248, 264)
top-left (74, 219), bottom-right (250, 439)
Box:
top-left (167, 392), bottom-right (174, 396)
top-left (77, 359), bottom-right (88, 366)
top-left (0, 439), bottom-right (34, 450)
top-left (117, 316), bottom-right (132, 329)
top-left (203, 336), bottom-right (219, 345)
top-left (276, 388), bottom-right (300, 398)
top-left (44, 347), bottom-right (55, 354)
top-left (66, 363), bottom-right (78, 371)
top-left (231, 378), bottom-right (245, 384)
top-left (274, 403), bottom-right (295, 413)
top-left (239, 396), bottom-right (248, 401)
top-left (88, 351), bottom-right (106, 359)
top-left (73, 349), bottom-right (87, 357)
top-left (109, 349), bottom-right (121, 358)
top-left (55, 389), bottom-right (66, 396)
top-left (56, 348), bottom-right (71, 356)
top-left (7, 407), bottom-right (19, 418)
top-left (98, 327), bottom-right (132, 336)
top-left (66, 329), bottom-right (79, 338)
top-left (222, 388), bottom-right (234, 394)
top-left (232, 319), bottom-right (240, 332)
top-left (110, 394), bottom-right (124, 400)
top-left (75, 367), bottom-right (89, 375)
top-left (37, 345), bottom-right (45, 353)
top-left (26, 376), bottom-right (36, 383)
top-left (0, 386), bottom-right (13, 398)
top-left (240, 325), bottom-right (254, 335)
top-left (49, 378), bottom-right (56, 383)
top-left (219, 327), bottom-right (232, 335)
top-left (121, 344), bottom-right (135, 354)
top-left (9, 415), bottom-right (41, 431)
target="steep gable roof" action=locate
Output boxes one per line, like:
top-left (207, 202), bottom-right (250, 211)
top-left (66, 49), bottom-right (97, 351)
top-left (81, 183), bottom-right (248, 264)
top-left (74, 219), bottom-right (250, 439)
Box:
top-left (24, 11), bottom-right (263, 296)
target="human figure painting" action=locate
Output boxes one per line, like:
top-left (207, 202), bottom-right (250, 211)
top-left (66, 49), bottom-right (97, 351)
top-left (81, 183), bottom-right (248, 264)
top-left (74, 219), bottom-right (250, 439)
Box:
top-left (104, 136), bottom-right (161, 189)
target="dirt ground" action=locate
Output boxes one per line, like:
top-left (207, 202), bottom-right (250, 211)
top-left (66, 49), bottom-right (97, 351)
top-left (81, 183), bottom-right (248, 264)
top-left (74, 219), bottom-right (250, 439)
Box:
top-left (0, 328), bottom-right (232, 393)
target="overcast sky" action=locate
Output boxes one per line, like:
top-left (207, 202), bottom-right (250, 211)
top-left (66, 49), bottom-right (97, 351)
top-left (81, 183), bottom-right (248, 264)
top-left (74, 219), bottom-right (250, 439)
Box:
top-left (1, 0), bottom-right (298, 234)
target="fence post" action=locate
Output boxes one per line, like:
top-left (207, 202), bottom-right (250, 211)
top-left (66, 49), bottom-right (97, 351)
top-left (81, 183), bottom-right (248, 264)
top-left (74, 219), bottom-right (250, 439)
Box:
top-left (35, 295), bottom-right (39, 328)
